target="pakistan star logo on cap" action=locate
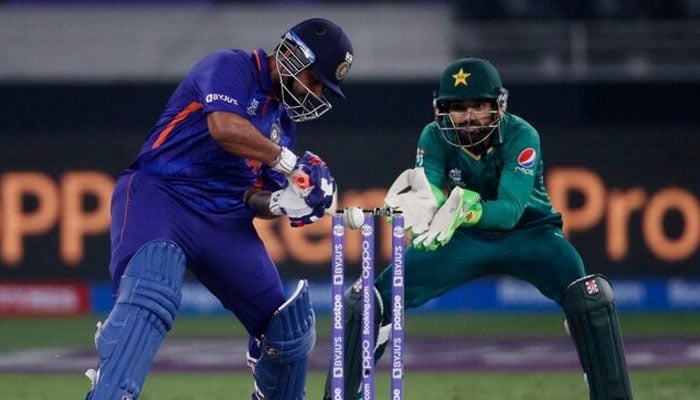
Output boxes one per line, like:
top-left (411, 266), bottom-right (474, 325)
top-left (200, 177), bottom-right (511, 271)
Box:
top-left (452, 68), bottom-right (471, 87)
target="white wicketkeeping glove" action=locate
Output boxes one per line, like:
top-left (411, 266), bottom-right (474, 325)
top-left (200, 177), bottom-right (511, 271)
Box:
top-left (384, 167), bottom-right (440, 235)
top-left (412, 186), bottom-right (482, 251)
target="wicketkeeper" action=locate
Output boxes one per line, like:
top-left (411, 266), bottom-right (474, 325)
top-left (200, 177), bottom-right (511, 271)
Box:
top-left (325, 57), bottom-right (633, 400)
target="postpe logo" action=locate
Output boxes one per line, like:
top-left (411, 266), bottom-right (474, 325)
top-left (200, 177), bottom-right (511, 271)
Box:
top-left (517, 148), bottom-right (537, 169)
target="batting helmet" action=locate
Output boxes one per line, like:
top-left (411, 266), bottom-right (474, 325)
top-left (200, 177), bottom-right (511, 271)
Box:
top-left (276, 18), bottom-right (354, 122)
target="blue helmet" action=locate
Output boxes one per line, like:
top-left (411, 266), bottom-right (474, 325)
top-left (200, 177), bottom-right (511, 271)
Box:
top-left (276, 18), bottom-right (354, 122)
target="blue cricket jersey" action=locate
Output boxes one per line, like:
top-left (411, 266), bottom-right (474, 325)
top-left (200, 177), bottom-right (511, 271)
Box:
top-left (126, 48), bottom-right (296, 215)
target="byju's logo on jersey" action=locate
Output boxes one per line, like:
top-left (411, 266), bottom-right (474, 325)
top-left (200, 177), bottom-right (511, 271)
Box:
top-left (514, 148), bottom-right (537, 176)
top-left (205, 93), bottom-right (239, 105)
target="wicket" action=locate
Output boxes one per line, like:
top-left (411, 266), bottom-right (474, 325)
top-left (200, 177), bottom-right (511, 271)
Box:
top-left (331, 208), bottom-right (405, 400)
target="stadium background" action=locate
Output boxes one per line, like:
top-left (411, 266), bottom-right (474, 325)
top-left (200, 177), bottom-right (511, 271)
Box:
top-left (0, 1), bottom-right (699, 316)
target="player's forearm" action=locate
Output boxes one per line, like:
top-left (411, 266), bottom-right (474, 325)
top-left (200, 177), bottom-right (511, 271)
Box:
top-left (243, 188), bottom-right (277, 219)
top-left (208, 111), bottom-right (282, 165)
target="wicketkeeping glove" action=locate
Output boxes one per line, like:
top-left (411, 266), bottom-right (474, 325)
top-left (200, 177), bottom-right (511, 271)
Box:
top-left (384, 167), bottom-right (442, 235)
top-left (412, 187), bottom-right (482, 250)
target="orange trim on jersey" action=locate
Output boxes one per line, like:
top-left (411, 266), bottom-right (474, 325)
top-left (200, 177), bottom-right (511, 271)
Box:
top-left (262, 96), bottom-right (271, 118)
top-left (246, 159), bottom-right (265, 188)
top-left (151, 101), bottom-right (203, 149)
top-left (253, 176), bottom-right (264, 189)
top-left (253, 50), bottom-right (263, 72)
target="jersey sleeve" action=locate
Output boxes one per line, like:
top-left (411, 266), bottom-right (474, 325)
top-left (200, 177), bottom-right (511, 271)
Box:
top-left (195, 50), bottom-right (253, 116)
top-left (478, 126), bottom-right (541, 230)
top-left (256, 169), bottom-right (286, 192)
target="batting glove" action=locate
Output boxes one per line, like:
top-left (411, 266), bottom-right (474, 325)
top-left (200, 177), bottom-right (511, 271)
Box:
top-left (269, 185), bottom-right (327, 228)
top-left (270, 149), bottom-right (336, 211)
top-left (288, 204), bottom-right (326, 227)
top-left (288, 151), bottom-right (336, 210)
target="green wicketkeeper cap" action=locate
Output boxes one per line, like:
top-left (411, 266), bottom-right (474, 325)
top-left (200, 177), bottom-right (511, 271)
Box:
top-left (436, 57), bottom-right (503, 102)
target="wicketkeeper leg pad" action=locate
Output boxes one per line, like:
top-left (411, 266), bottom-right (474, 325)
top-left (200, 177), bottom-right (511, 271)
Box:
top-left (86, 240), bottom-right (186, 400)
top-left (251, 280), bottom-right (316, 400)
top-left (562, 274), bottom-right (633, 400)
top-left (323, 280), bottom-right (384, 400)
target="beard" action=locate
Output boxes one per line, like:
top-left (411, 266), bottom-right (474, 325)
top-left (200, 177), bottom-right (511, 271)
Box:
top-left (456, 123), bottom-right (492, 147)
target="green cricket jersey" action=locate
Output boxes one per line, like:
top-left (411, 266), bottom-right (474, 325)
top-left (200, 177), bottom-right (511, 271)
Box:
top-left (416, 112), bottom-right (562, 231)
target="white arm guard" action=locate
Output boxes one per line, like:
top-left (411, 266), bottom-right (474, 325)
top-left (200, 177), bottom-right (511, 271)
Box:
top-left (384, 167), bottom-right (439, 234)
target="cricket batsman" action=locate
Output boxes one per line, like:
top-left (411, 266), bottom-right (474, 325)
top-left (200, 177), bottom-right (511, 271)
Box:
top-left (81, 18), bottom-right (354, 400)
top-left (325, 57), bottom-right (634, 400)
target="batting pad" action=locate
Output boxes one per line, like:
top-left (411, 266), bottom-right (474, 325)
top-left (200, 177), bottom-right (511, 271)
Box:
top-left (253, 280), bottom-right (316, 400)
top-left (87, 240), bottom-right (186, 400)
top-left (562, 274), bottom-right (633, 400)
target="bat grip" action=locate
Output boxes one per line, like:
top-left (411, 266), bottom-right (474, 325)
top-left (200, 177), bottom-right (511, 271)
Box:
top-left (292, 171), bottom-right (310, 189)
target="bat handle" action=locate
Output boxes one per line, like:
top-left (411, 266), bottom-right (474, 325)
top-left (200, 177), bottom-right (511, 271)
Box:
top-left (292, 171), bottom-right (311, 190)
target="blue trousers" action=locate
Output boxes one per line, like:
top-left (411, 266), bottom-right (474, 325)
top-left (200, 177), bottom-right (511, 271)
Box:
top-left (108, 171), bottom-right (285, 338)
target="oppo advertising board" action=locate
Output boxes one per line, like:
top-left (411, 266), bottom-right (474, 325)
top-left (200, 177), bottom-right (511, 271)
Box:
top-left (0, 82), bottom-right (697, 283)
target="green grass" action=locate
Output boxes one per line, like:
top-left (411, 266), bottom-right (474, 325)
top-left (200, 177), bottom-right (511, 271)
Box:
top-left (2, 369), bottom-right (700, 400)
top-left (1, 312), bottom-right (699, 399)
top-left (2, 312), bottom-right (699, 352)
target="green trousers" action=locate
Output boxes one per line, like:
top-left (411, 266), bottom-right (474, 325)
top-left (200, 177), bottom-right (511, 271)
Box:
top-left (375, 223), bottom-right (586, 313)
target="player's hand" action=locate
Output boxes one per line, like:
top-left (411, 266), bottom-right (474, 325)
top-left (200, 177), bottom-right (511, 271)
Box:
top-left (269, 152), bottom-right (336, 228)
top-left (270, 149), bottom-right (336, 211)
top-left (269, 185), bottom-right (327, 228)
top-left (290, 151), bottom-right (336, 210)
top-left (287, 204), bottom-right (326, 227)
top-left (384, 167), bottom-right (439, 235)
top-left (412, 187), bottom-right (482, 250)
